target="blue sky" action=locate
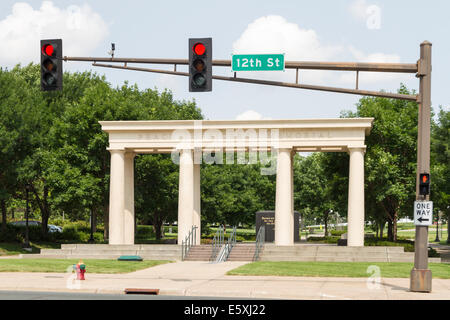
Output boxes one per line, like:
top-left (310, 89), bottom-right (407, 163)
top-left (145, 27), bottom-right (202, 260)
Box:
top-left (0, 0), bottom-right (448, 120)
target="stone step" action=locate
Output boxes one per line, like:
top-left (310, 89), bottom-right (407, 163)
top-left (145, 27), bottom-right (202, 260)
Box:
top-left (259, 255), bottom-right (441, 263)
top-left (184, 256), bottom-right (211, 260)
top-left (21, 253), bottom-right (180, 260)
top-left (262, 246), bottom-right (405, 253)
top-left (40, 249), bottom-right (73, 255)
top-left (184, 258), bottom-right (213, 261)
top-left (183, 245), bottom-right (214, 261)
top-left (226, 244), bottom-right (257, 261)
top-left (60, 244), bottom-right (182, 251)
top-left (40, 249), bottom-right (182, 256)
top-left (187, 249), bottom-right (213, 253)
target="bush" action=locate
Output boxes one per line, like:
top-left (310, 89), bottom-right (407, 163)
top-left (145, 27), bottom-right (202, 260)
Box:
top-left (136, 225), bottom-right (155, 237)
top-left (364, 238), bottom-right (415, 251)
top-left (136, 225), bottom-right (179, 239)
top-left (0, 225), bottom-right (22, 242)
top-left (0, 224), bottom-right (58, 242)
top-left (307, 236), bottom-right (340, 243)
top-left (330, 230), bottom-right (347, 237)
top-left (428, 247), bottom-right (440, 258)
top-left (164, 225), bottom-right (178, 234)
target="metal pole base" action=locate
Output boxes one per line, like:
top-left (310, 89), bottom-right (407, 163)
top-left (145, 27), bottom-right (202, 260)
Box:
top-left (410, 268), bottom-right (432, 292)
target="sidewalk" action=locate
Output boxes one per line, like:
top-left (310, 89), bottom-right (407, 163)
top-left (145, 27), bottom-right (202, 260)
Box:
top-left (0, 261), bottom-right (448, 300)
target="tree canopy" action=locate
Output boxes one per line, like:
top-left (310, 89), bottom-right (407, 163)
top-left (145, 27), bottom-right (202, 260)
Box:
top-left (0, 65), bottom-right (448, 244)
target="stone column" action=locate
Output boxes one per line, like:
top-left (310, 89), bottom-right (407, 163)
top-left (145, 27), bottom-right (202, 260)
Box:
top-left (123, 152), bottom-right (135, 245)
top-left (193, 163), bottom-right (201, 245)
top-left (275, 148), bottom-right (294, 246)
top-left (178, 149), bottom-right (194, 245)
top-left (347, 147), bottom-right (365, 247)
top-left (109, 149), bottom-right (125, 245)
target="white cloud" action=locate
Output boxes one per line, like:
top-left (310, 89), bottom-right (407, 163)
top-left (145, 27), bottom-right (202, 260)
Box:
top-left (349, 47), bottom-right (400, 64)
top-left (155, 74), bottom-right (184, 93)
top-left (232, 15), bottom-right (343, 84)
top-left (236, 110), bottom-right (272, 121)
top-left (0, 1), bottom-right (109, 66)
top-left (233, 15), bottom-right (403, 88)
top-left (341, 46), bottom-right (406, 84)
top-left (233, 15), bottom-right (341, 61)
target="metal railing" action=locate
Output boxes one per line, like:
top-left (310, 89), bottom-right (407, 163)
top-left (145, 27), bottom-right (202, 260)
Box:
top-left (253, 225), bottom-right (265, 261)
top-left (209, 225), bottom-right (224, 262)
top-left (181, 225), bottom-right (197, 261)
top-left (221, 226), bottom-right (237, 262)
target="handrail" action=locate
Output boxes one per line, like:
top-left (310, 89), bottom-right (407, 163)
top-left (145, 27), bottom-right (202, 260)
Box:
top-left (213, 226), bottom-right (237, 263)
top-left (181, 225), bottom-right (197, 261)
top-left (223, 226), bottom-right (237, 262)
top-left (210, 225), bottom-right (224, 262)
top-left (253, 225), bottom-right (265, 261)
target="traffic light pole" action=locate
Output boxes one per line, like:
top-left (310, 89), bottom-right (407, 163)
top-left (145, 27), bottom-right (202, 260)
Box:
top-left (63, 56), bottom-right (419, 101)
top-left (63, 41), bottom-right (433, 292)
top-left (410, 41), bottom-right (432, 293)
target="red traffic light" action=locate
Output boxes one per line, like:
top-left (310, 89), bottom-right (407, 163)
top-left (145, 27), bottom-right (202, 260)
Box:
top-left (193, 43), bottom-right (206, 55)
top-left (42, 44), bottom-right (54, 56)
top-left (40, 39), bottom-right (62, 91)
top-left (422, 175), bottom-right (429, 183)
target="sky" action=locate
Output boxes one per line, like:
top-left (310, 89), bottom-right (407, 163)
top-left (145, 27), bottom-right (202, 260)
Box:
top-left (0, 0), bottom-right (448, 121)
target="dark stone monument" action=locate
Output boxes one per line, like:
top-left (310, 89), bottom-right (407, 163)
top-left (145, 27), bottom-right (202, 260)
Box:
top-left (337, 233), bottom-right (347, 246)
top-left (256, 211), bottom-right (300, 243)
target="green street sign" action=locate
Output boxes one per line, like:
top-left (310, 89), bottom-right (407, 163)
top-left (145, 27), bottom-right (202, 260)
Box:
top-left (232, 54), bottom-right (285, 71)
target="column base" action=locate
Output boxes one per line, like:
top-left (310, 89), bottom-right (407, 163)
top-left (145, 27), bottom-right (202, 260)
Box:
top-left (410, 269), bottom-right (432, 292)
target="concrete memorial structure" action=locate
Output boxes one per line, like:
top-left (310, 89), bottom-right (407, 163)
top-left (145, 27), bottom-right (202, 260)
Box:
top-left (100, 118), bottom-right (373, 247)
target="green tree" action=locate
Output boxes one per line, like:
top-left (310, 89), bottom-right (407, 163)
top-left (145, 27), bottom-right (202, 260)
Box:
top-left (0, 63), bottom-right (203, 241)
top-left (0, 64), bottom-right (45, 233)
top-left (48, 81), bottom-right (202, 239)
top-left (201, 159), bottom-right (275, 228)
top-left (431, 107), bottom-right (449, 243)
top-left (294, 154), bottom-right (329, 231)
top-left (324, 86), bottom-right (419, 241)
top-left (135, 154), bottom-right (179, 240)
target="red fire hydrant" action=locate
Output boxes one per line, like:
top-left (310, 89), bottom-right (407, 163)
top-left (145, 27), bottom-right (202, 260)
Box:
top-left (73, 260), bottom-right (86, 280)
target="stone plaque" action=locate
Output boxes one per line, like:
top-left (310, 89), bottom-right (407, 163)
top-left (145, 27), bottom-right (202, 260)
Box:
top-left (256, 211), bottom-right (300, 242)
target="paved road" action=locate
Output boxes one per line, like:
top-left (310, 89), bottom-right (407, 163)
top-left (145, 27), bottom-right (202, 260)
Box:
top-left (0, 290), bottom-right (247, 300)
top-left (0, 261), bottom-right (448, 299)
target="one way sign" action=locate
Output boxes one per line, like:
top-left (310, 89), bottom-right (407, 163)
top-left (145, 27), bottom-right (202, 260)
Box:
top-left (414, 201), bottom-right (433, 226)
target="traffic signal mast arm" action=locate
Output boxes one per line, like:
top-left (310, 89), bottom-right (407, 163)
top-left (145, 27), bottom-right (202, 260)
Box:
top-left (63, 55), bottom-right (419, 101)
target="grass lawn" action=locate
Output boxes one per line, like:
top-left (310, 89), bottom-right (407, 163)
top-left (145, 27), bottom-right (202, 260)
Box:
top-left (227, 261), bottom-right (450, 279)
top-left (398, 229), bottom-right (448, 242)
top-left (0, 259), bottom-right (172, 274)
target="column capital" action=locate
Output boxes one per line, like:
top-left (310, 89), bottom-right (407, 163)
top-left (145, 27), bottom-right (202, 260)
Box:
top-left (176, 147), bottom-right (195, 151)
top-left (275, 147), bottom-right (293, 153)
top-left (347, 147), bottom-right (366, 155)
top-left (275, 147), bottom-right (295, 158)
top-left (124, 152), bottom-right (136, 159)
top-left (107, 148), bottom-right (125, 154)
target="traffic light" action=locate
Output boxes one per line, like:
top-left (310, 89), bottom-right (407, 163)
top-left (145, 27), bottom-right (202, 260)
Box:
top-left (40, 39), bottom-right (62, 91)
top-left (419, 173), bottom-right (430, 196)
top-left (189, 38), bottom-right (212, 92)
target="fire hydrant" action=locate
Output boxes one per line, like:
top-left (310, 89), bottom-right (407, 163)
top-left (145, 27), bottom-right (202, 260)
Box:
top-left (73, 260), bottom-right (86, 280)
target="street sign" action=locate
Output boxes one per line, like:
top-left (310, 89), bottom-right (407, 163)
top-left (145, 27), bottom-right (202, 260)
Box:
top-left (232, 54), bottom-right (285, 71)
top-left (414, 201), bottom-right (433, 226)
